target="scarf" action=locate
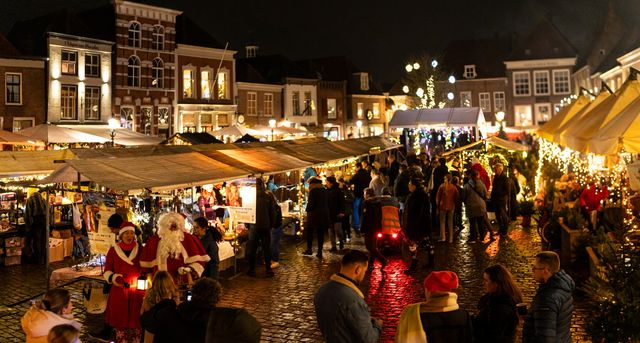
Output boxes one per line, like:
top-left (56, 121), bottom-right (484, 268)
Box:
top-left (395, 292), bottom-right (459, 343)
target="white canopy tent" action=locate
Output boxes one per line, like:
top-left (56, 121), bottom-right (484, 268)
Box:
top-left (18, 124), bottom-right (109, 144)
top-left (59, 125), bottom-right (163, 146)
top-left (389, 107), bottom-right (487, 136)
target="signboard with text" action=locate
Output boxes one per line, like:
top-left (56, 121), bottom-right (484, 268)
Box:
top-left (227, 178), bottom-right (256, 224)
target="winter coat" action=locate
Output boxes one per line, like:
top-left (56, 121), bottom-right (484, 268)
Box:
top-left (140, 298), bottom-right (216, 343)
top-left (471, 163), bottom-right (491, 190)
top-left (103, 243), bottom-right (144, 330)
top-left (402, 187), bottom-right (430, 241)
top-left (523, 270), bottom-right (575, 343)
top-left (21, 306), bottom-right (82, 343)
top-left (462, 179), bottom-right (487, 218)
top-left (199, 230), bottom-right (220, 278)
top-left (306, 186), bottom-right (330, 230)
top-left (395, 292), bottom-right (472, 343)
top-left (388, 160), bottom-right (400, 187)
top-left (360, 197), bottom-right (381, 235)
top-left (254, 189), bottom-right (275, 229)
top-left (431, 165), bottom-right (449, 193)
top-left (350, 168), bottom-right (372, 198)
top-left (491, 172), bottom-right (511, 203)
top-left (369, 176), bottom-right (385, 197)
top-left (436, 183), bottom-right (459, 211)
top-left (474, 293), bottom-right (519, 343)
top-left (327, 184), bottom-right (345, 223)
top-left (314, 273), bottom-right (382, 343)
top-left (394, 171), bottom-right (410, 200)
top-left (205, 307), bottom-right (262, 343)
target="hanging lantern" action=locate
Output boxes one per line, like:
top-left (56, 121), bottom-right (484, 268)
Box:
top-left (136, 273), bottom-right (150, 290)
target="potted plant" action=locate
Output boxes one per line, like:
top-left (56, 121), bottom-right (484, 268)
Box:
top-left (519, 199), bottom-right (535, 228)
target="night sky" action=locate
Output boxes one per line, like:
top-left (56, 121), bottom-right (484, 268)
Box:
top-left (0, 0), bottom-right (632, 83)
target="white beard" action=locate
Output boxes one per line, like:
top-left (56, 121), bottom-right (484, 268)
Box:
top-left (157, 228), bottom-right (184, 261)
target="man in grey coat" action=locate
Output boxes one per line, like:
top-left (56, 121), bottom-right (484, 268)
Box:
top-left (314, 250), bottom-right (382, 343)
top-left (523, 251), bottom-right (575, 343)
top-left (462, 170), bottom-right (489, 243)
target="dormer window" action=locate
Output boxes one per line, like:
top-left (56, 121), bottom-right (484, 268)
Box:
top-left (464, 65), bottom-right (476, 79)
top-left (360, 73), bottom-right (369, 91)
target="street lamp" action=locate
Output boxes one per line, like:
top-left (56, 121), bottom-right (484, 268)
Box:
top-left (108, 116), bottom-right (119, 147)
top-left (495, 111), bottom-right (506, 138)
top-left (356, 120), bottom-right (363, 138)
top-left (268, 119), bottom-right (276, 141)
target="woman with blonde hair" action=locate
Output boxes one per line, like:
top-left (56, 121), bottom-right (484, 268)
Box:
top-left (474, 264), bottom-right (524, 342)
top-left (21, 289), bottom-right (81, 343)
top-left (140, 271), bottom-right (179, 342)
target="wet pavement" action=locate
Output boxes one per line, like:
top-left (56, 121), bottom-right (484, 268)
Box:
top-left (0, 222), bottom-right (590, 342)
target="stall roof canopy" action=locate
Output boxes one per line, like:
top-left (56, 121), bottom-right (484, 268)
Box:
top-left (443, 136), bottom-right (530, 156)
top-left (389, 107), bottom-right (486, 128)
top-left (1, 136), bottom-right (399, 190)
top-left (537, 95), bottom-right (591, 142)
top-left (18, 124), bottom-right (109, 144)
top-left (62, 126), bottom-right (163, 146)
top-left (0, 150), bottom-right (76, 177)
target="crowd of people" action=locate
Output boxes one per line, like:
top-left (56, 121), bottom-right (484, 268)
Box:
top-left (314, 249), bottom-right (575, 343)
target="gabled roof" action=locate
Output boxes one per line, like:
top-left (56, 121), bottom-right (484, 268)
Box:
top-left (299, 56), bottom-right (383, 95)
top-left (237, 55), bottom-right (317, 84)
top-left (507, 18), bottom-right (577, 61)
top-left (440, 38), bottom-right (512, 79)
top-left (9, 9), bottom-right (89, 56)
top-left (0, 33), bottom-right (21, 57)
top-left (175, 15), bottom-right (224, 49)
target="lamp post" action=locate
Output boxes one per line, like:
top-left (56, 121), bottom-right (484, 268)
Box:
top-left (108, 117), bottom-right (119, 147)
top-left (268, 119), bottom-right (276, 141)
top-left (495, 111), bottom-right (506, 138)
top-left (356, 120), bottom-right (363, 138)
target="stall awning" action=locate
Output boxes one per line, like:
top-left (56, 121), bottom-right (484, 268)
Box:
top-left (443, 136), bottom-right (529, 156)
top-left (0, 130), bottom-right (45, 146)
top-left (389, 107), bottom-right (486, 128)
top-left (589, 97), bottom-right (640, 155)
top-left (19, 124), bottom-right (109, 144)
top-left (60, 126), bottom-right (163, 146)
top-left (65, 152), bottom-right (251, 192)
top-left (537, 95), bottom-right (590, 142)
top-left (0, 150), bottom-right (77, 177)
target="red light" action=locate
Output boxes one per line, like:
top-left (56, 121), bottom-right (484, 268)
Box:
top-left (377, 233), bottom-right (383, 238)
top-left (392, 233), bottom-right (398, 239)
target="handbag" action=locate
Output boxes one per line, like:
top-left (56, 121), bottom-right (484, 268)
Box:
top-left (84, 280), bottom-right (109, 314)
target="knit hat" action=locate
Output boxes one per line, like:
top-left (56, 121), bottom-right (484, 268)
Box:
top-left (119, 222), bottom-right (136, 237)
top-left (423, 271), bottom-right (459, 293)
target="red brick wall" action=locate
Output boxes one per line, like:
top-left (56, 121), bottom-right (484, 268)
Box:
top-left (0, 65), bottom-right (46, 131)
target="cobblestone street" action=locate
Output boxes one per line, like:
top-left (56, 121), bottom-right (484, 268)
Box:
top-left (0, 223), bottom-right (590, 342)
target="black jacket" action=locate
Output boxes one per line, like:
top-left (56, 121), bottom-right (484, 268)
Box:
top-left (254, 189), bottom-right (275, 229)
top-left (140, 299), bottom-right (183, 343)
top-left (420, 309), bottom-right (473, 343)
top-left (394, 171), bottom-right (410, 200)
top-left (199, 230), bottom-right (220, 278)
top-left (388, 160), bottom-right (400, 187)
top-left (306, 186), bottom-right (330, 229)
top-left (523, 270), bottom-right (575, 343)
top-left (402, 187), bottom-right (430, 241)
top-left (431, 165), bottom-right (449, 194)
top-left (491, 172), bottom-right (511, 202)
top-left (474, 293), bottom-right (519, 343)
top-left (205, 307), bottom-right (262, 343)
top-left (326, 184), bottom-right (345, 223)
top-left (350, 168), bottom-right (371, 198)
top-left (360, 197), bottom-right (381, 234)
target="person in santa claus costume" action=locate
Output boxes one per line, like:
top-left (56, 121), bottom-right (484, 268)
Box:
top-left (103, 222), bottom-right (144, 343)
top-left (140, 212), bottom-right (210, 284)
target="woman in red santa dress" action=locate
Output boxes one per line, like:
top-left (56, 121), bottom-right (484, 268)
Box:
top-left (104, 222), bottom-right (145, 343)
top-left (140, 212), bottom-right (210, 284)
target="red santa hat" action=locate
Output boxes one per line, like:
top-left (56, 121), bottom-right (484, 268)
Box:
top-left (423, 271), bottom-right (459, 293)
top-left (119, 222), bottom-right (136, 236)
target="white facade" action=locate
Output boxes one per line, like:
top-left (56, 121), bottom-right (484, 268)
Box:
top-left (47, 33), bottom-right (113, 124)
top-left (283, 80), bottom-right (317, 126)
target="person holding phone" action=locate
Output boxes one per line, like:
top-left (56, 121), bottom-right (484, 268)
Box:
top-left (474, 264), bottom-right (524, 343)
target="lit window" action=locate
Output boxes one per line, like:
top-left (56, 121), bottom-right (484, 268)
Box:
top-left (360, 73), bottom-right (369, 91)
top-left (217, 70), bottom-right (228, 99)
top-left (357, 103), bottom-right (364, 118)
top-left (247, 92), bottom-right (257, 115)
top-left (5, 73), bottom-right (21, 105)
top-left (127, 56), bottom-right (140, 87)
top-left (201, 71), bottom-right (211, 98)
top-left (327, 98), bottom-right (337, 119)
top-left (460, 91), bottom-right (472, 107)
top-left (514, 105), bottom-right (533, 126)
top-left (60, 85), bottom-right (77, 120)
top-left (128, 22), bottom-right (141, 48)
top-left (84, 86), bottom-right (100, 120)
top-left (152, 58), bottom-right (163, 88)
top-left (373, 103), bottom-right (380, 119)
top-left (61, 50), bottom-right (77, 75)
top-left (12, 117), bottom-right (33, 132)
top-left (140, 107), bottom-right (152, 135)
top-left (292, 92), bottom-right (300, 116)
top-left (479, 92), bottom-right (491, 112)
top-left (120, 107), bottom-right (134, 131)
top-left (158, 107), bottom-right (170, 129)
top-left (464, 65), bottom-right (476, 79)
top-left (493, 92), bottom-right (505, 112)
top-left (200, 113), bottom-right (213, 132)
top-left (553, 69), bottom-right (571, 94)
top-left (183, 69), bottom-right (195, 98)
top-left (264, 93), bottom-right (273, 116)
top-left (513, 71), bottom-right (530, 96)
top-left (152, 25), bottom-right (164, 50)
top-left (303, 92), bottom-right (311, 115)
top-left (85, 54), bottom-right (100, 78)
top-left (534, 70), bottom-right (550, 95)
top-left (535, 103), bottom-right (551, 124)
